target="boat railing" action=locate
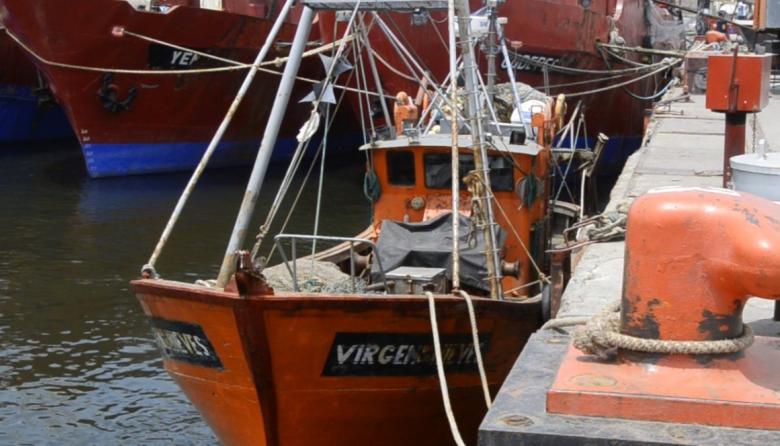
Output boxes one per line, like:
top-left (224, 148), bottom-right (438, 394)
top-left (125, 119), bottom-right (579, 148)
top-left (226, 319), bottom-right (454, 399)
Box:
top-left (273, 234), bottom-right (388, 293)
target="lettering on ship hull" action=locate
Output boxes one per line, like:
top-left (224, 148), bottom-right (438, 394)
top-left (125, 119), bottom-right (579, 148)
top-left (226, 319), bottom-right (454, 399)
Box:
top-left (501, 52), bottom-right (561, 73)
top-left (148, 44), bottom-right (204, 69)
top-left (148, 318), bottom-right (223, 369)
top-left (323, 332), bottom-right (491, 377)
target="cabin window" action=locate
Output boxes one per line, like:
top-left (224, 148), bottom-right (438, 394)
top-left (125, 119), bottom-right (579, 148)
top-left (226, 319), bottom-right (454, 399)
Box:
top-left (386, 151), bottom-right (416, 186)
top-left (489, 156), bottom-right (514, 191)
top-left (423, 153), bottom-right (514, 191)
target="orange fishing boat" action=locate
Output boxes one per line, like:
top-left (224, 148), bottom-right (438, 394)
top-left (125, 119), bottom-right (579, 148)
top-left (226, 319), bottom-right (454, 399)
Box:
top-left (132, 1), bottom-right (564, 444)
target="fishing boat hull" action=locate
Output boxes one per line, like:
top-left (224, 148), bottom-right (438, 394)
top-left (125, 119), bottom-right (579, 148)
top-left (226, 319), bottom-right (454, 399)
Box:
top-left (132, 278), bottom-right (541, 446)
top-left (323, 0), bottom-right (658, 175)
top-left (0, 0), bottom-right (332, 177)
top-left (0, 31), bottom-right (72, 143)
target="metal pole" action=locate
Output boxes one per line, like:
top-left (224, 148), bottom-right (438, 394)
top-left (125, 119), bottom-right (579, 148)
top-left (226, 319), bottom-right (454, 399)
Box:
top-left (358, 14), bottom-right (395, 139)
top-left (723, 112), bottom-right (746, 187)
top-left (486, 4), bottom-right (497, 104)
top-left (215, 6), bottom-right (315, 288)
top-left (498, 30), bottom-right (525, 126)
top-left (143, 0), bottom-right (296, 275)
top-left (448, 0), bottom-right (460, 291)
top-left (371, 14), bottom-right (466, 127)
top-left (454, 0), bottom-right (503, 299)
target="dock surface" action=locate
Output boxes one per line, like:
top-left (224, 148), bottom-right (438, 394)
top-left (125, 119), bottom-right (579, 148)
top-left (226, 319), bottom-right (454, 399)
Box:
top-left (480, 93), bottom-right (780, 445)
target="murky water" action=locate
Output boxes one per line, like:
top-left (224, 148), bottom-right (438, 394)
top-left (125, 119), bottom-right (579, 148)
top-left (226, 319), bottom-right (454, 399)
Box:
top-left (0, 143), bottom-right (369, 444)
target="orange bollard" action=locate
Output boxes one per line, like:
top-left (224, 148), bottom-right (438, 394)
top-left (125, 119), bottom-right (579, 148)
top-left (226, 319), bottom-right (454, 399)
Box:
top-left (547, 187), bottom-right (780, 431)
top-left (621, 187), bottom-right (780, 341)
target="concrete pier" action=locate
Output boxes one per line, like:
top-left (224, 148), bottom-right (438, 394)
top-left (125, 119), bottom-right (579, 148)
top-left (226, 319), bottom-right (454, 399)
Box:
top-left (479, 93), bottom-right (780, 445)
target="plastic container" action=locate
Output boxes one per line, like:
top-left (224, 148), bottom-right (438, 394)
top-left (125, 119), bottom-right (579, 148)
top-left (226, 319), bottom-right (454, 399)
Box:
top-left (731, 145), bottom-right (780, 201)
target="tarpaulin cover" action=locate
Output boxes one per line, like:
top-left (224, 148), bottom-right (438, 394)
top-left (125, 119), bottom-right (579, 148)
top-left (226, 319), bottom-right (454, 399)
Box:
top-left (371, 212), bottom-right (506, 292)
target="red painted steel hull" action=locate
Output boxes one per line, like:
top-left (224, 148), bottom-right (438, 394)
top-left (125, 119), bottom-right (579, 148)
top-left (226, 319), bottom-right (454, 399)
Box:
top-left (0, 29), bottom-right (37, 86)
top-left (322, 0), bottom-right (658, 172)
top-left (0, 0), bottom-right (328, 176)
top-left (133, 278), bottom-right (542, 445)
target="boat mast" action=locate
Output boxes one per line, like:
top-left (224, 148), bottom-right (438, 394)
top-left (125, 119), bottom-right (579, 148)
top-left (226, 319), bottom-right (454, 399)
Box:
top-left (215, 6), bottom-right (316, 288)
top-left (485, 1), bottom-right (498, 104)
top-left (447, 0), bottom-right (460, 291)
top-left (454, 0), bottom-right (503, 298)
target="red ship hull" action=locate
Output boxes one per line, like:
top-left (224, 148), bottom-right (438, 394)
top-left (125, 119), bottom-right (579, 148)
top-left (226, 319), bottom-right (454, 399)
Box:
top-left (0, 0), bottom-right (330, 177)
top-left (322, 0), bottom-right (658, 174)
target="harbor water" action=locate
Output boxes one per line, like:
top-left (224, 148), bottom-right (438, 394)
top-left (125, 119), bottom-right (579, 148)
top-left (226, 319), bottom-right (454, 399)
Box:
top-left (0, 142), bottom-right (369, 444)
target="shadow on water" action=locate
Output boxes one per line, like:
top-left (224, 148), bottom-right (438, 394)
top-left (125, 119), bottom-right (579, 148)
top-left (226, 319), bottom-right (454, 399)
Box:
top-left (0, 141), bottom-right (369, 444)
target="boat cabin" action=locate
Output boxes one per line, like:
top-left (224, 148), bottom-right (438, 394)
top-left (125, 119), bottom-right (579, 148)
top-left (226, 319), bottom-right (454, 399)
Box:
top-left (361, 133), bottom-right (551, 296)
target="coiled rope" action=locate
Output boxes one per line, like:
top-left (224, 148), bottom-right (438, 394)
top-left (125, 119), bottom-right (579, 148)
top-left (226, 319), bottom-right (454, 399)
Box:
top-left (571, 303), bottom-right (755, 360)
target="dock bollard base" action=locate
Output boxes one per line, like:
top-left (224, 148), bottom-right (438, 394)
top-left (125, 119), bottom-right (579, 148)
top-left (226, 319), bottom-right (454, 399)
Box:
top-left (547, 337), bottom-right (780, 431)
top-left (479, 329), bottom-right (780, 446)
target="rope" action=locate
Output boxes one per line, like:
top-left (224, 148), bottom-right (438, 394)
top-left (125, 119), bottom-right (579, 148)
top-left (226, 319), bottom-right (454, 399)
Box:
top-left (123, 28), bottom-right (355, 69)
top-left (6, 27), bottom-right (390, 99)
top-left (572, 303), bottom-right (755, 360)
top-left (425, 291), bottom-right (467, 446)
top-left (365, 45), bottom-right (418, 82)
top-left (564, 60), bottom-right (681, 98)
top-left (362, 169), bottom-right (381, 202)
top-left (458, 290), bottom-right (491, 409)
top-left (506, 47), bottom-right (676, 76)
top-left (472, 174), bottom-right (549, 286)
top-left (8, 26), bottom-right (353, 75)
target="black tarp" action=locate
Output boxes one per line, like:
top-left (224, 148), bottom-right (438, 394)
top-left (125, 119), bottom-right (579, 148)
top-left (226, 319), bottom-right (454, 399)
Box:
top-left (371, 212), bottom-right (506, 292)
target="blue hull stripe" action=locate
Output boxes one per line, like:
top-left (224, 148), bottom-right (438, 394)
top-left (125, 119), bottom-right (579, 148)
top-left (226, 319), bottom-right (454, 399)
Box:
top-left (82, 139), bottom-right (301, 178)
top-left (0, 85), bottom-right (73, 143)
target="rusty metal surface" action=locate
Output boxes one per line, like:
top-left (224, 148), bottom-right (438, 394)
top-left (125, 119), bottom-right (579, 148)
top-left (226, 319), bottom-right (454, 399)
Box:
top-left (548, 337), bottom-right (780, 430)
top-left (479, 329), bottom-right (780, 446)
top-left (621, 189), bottom-right (780, 342)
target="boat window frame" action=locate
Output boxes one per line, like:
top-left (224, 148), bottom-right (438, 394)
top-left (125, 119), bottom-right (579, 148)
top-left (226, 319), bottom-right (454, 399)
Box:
top-left (385, 150), bottom-right (417, 187)
top-left (422, 152), bottom-right (514, 192)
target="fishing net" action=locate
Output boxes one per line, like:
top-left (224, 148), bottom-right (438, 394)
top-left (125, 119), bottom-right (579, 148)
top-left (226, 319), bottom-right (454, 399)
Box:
top-left (438, 82), bottom-right (547, 124)
top-left (263, 259), bottom-right (366, 293)
top-left (646, 3), bottom-right (686, 50)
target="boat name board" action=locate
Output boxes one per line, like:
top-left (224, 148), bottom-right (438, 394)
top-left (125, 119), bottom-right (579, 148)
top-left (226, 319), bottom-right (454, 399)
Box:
top-left (148, 318), bottom-right (223, 369)
top-left (148, 44), bottom-right (203, 69)
top-left (322, 332), bottom-right (491, 376)
top-left (502, 52), bottom-right (560, 73)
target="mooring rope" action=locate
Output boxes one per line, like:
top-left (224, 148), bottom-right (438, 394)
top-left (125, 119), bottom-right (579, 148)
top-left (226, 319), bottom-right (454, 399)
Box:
top-left (571, 303), bottom-right (755, 360)
top-left (563, 59), bottom-right (681, 98)
top-left (506, 48), bottom-right (677, 76)
top-left (5, 27), bottom-right (389, 99)
top-left (6, 26), bottom-right (352, 75)
top-left (426, 291), bottom-right (467, 446)
top-left (458, 290), bottom-right (491, 409)
top-left (122, 28), bottom-right (356, 69)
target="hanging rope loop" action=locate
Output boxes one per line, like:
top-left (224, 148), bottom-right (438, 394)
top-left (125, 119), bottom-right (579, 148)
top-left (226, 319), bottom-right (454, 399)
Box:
top-left (572, 303), bottom-right (755, 360)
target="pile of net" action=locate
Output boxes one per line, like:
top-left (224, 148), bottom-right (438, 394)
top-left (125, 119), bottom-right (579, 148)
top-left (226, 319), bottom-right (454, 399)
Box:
top-left (646, 2), bottom-right (685, 50)
top-left (263, 259), bottom-right (366, 293)
top-left (439, 82), bottom-right (547, 123)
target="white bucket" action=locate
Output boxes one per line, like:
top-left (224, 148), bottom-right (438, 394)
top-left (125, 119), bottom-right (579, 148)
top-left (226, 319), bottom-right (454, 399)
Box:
top-left (730, 152), bottom-right (780, 201)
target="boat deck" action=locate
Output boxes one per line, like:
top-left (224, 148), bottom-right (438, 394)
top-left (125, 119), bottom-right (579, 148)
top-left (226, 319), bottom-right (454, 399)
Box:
top-left (479, 91), bottom-right (780, 445)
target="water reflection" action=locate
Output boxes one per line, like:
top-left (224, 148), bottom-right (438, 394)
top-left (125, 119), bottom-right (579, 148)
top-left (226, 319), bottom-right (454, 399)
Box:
top-left (0, 142), bottom-right (368, 443)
